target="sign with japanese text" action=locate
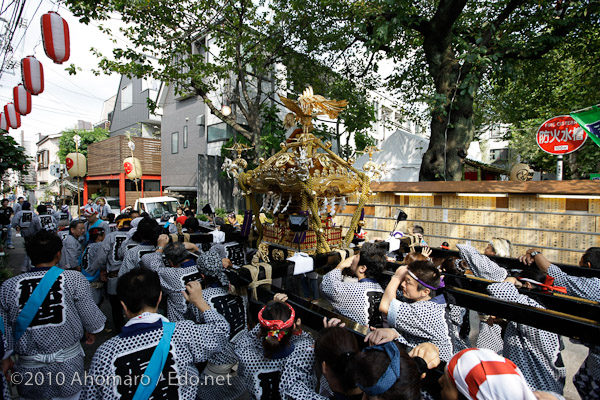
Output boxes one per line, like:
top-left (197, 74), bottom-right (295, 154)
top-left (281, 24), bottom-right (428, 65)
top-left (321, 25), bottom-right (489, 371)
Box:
top-left (571, 105), bottom-right (600, 148)
top-left (536, 115), bottom-right (587, 155)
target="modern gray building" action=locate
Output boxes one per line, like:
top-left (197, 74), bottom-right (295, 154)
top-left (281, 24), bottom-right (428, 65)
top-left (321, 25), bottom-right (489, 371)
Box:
top-left (109, 75), bottom-right (161, 138)
top-left (157, 82), bottom-right (236, 209)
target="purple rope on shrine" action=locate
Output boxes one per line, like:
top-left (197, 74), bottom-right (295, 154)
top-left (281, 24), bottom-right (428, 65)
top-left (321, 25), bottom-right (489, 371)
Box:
top-left (241, 210), bottom-right (253, 237)
top-left (292, 210), bottom-right (309, 244)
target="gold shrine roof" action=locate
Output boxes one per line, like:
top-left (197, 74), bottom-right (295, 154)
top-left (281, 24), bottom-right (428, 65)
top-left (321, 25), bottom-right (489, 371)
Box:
top-left (244, 134), bottom-right (362, 197)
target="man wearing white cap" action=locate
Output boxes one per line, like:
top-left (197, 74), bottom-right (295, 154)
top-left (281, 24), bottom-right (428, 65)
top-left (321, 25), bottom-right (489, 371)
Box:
top-left (81, 205), bottom-right (109, 246)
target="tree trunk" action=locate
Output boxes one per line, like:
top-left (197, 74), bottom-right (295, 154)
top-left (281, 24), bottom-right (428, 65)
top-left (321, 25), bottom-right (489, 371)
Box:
top-left (419, 92), bottom-right (475, 181)
top-left (419, 17), bottom-right (477, 181)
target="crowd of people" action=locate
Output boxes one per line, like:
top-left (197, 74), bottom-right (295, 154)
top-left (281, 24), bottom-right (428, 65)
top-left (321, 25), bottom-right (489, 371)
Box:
top-left (0, 197), bottom-right (596, 400)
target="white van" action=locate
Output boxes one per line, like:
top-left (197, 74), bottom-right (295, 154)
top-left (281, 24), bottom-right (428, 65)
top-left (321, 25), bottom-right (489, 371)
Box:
top-left (134, 196), bottom-right (181, 220)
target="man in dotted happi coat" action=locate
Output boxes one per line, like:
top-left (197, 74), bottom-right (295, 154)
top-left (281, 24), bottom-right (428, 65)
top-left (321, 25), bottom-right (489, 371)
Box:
top-left (0, 231), bottom-right (106, 399)
top-left (83, 268), bottom-right (229, 399)
top-left (321, 242), bottom-right (386, 327)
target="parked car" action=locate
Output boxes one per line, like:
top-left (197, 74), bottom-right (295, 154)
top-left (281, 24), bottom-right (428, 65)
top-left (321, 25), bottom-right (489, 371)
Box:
top-left (104, 196), bottom-right (121, 211)
top-left (134, 196), bottom-right (180, 221)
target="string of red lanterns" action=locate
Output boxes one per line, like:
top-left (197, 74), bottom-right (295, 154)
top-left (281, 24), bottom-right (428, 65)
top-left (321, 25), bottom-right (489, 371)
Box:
top-left (1, 12), bottom-right (69, 134)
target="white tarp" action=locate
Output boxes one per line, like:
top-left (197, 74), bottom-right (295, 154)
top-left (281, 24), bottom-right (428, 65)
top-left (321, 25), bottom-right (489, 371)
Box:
top-left (353, 130), bottom-right (430, 182)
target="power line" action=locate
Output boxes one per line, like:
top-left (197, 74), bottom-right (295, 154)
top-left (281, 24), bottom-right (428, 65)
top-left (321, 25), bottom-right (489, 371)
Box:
top-left (0, 0), bottom-right (27, 79)
top-left (0, 0), bottom-right (19, 16)
top-left (0, 93), bottom-right (98, 118)
top-left (45, 68), bottom-right (107, 100)
top-left (10, 0), bottom-right (42, 60)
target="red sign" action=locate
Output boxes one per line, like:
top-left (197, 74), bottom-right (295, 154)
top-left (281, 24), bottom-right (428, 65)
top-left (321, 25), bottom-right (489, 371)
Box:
top-left (536, 115), bottom-right (587, 155)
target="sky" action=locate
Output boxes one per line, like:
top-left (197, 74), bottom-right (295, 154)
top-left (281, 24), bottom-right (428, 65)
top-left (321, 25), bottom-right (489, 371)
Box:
top-left (0, 0), bottom-right (122, 144)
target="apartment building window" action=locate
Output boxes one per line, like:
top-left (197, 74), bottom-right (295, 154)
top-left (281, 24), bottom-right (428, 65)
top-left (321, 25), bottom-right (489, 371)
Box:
top-left (144, 180), bottom-right (160, 191)
top-left (207, 122), bottom-right (234, 143)
top-left (121, 84), bottom-right (132, 110)
top-left (183, 126), bottom-right (188, 149)
top-left (36, 150), bottom-right (49, 169)
top-left (490, 148), bottom-right (508, 161)
top-left (171, 132), bottom-right (179, 154)
top-left (125, 181), bottom-right (136, 191)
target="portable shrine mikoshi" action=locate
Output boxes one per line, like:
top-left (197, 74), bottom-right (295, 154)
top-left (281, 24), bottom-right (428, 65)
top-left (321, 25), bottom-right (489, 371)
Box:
top-left (222, 87), bottom-right (386, 255)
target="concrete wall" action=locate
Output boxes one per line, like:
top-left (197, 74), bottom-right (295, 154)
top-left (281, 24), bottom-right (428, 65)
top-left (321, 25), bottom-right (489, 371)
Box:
top-left (110, 76), bottom-right (159, 137)
top-left (160, 85), bottom-right (207, 189)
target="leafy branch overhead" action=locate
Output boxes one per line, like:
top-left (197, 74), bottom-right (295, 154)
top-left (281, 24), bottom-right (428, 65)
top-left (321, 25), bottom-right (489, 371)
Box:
top-left (58, 128), bottom-right (110, 163)
top-left (0, 134), bottom-right (30, 179)
top-left (65, 0), bottom-right (599, 180)
top-left (65, 0), bottom-right (378, 162)
top-left (280, 0), bottom-right (599, 180)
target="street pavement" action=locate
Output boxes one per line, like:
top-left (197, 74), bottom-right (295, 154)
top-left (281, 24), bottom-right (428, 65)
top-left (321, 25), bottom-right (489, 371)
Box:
top-left (0, 228), bottom-right (590, 399)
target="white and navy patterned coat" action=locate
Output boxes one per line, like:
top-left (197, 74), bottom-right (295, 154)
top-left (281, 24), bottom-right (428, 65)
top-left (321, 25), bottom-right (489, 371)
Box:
top-left (321, 269), bottom-right (384, 327)
top-left (548, 264), bottom-right (600, 398)
top-left (234, 325), bottom-right (321, 400)
top-left (119, 243), bottom-right (157, 276)
top-left (194, 285), bottom-right (250, 400)
top-left (387, 295), bottom-right (453, 362)
top-left (457, 244), bottom-right (507, 281)
top-left (58, 234), bottom-right (83, 270)
top-left (90, 230), bottom-right (130, 273)
top-left (26, 213), bottom-right (58, 236)
top-left (458, 244), bottom-right (506, 354)
top-left (487, 282), bottom-right (566, 394)
top-left (0, 269), bottom-right (106, 399)
top-left (445, 303), bottom-right (470, 352)
top-left (118, 237), bottom-right (140, 261)
top-left (82, 311), bottom-right (229, 400)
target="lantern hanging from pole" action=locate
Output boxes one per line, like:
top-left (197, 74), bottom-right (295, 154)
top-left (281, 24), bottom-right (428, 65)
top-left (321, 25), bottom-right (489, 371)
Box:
top-left (4, 104), bottom-right (21, 129)
top-left (41, 12), bottom-right (70, 64)
top-left (0, 113), bottom-right (7, 132)
top-left (65, 153), bottom-right (87, 177)
top-left (13, 84), bottom-right (32, 115)
top-left (123, 157), bottom-right (142, 180)
top-left (21, 56), bottom-right (44, 95)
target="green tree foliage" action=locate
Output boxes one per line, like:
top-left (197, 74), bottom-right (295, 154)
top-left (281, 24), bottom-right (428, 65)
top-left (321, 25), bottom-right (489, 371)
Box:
top-left (280, 0), bottom-right (599, 180)
top-left (66, 0), bottom-right (376, 162)
top-left (259, 105), bottom-right (287, 157)
top-left (58, 128), bottom-right (110, 163)
top-left (0, 134), bottom-right (30, 179)
top-left (482, 27), bottom-right (600, 179)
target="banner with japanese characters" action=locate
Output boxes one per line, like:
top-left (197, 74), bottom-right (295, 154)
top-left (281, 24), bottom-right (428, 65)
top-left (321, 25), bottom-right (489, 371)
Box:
top-left (571, 105), bottom-right (600, 148)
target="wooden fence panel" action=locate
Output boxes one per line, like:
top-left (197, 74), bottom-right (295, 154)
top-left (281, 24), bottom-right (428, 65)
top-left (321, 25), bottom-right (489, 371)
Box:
top-left (88, 136), bottom-right (161, 176)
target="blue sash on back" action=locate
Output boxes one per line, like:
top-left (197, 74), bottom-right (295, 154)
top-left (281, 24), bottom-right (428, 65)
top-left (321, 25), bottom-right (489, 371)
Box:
top-left (80, 248), bottom-right (100, 282)
top-left (14, 266), bottom-right (63, 342)
top-left (85, 219), bottom-right (103, 245)
top-left (132, 321), bottom-right (176, 400)
top-left (0, 315), bottom-right (4, 336)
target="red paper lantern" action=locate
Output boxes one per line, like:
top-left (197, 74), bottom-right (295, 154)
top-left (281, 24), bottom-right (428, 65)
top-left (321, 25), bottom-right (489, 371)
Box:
top-left (0, 114), bottom-right (7, 132)
top-left (4, 104), bottom-right (21, 129)
top-left (21, 56), bottom-right (44, 95)
top-left (13, 84), bottom-right (32, 115)
top-left (41, 12), bottom-right (70, 64)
